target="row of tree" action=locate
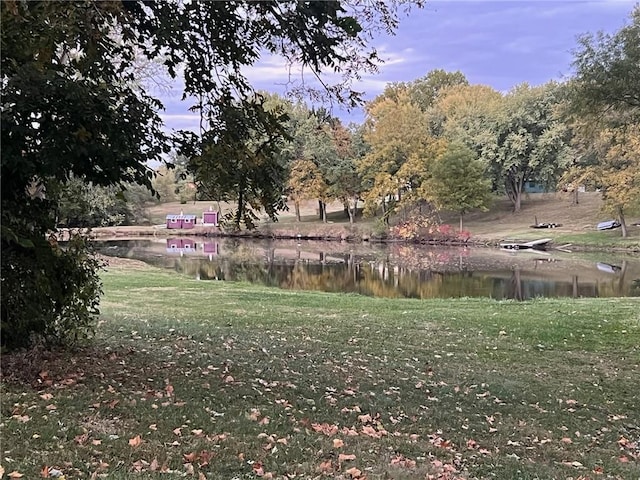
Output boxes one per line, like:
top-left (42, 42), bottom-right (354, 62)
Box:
top-left (46, 9), bottom-right (640, 237)
top-left (158, 8), bottom-right (640, 235)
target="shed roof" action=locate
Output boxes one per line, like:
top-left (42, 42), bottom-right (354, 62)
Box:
top-left (166, 214), bottom-right (197, 220)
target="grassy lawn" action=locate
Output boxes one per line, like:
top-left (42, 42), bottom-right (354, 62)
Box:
top-left (2, 263), bottom-right (639, 479)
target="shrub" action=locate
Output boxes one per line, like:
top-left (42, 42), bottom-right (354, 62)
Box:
top-left (1, 232), bottom-right (103, 351)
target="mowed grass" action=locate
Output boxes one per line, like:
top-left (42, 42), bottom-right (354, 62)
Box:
top-left (2, 263), bottom-right (639, 479)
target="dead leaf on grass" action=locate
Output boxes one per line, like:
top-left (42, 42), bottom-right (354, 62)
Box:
top-left (338, 454), bottom-right (356, 461)
top-left (128, 435), bottom-right (142, 447)
top-left (345, 466), bottom-right (362, 478)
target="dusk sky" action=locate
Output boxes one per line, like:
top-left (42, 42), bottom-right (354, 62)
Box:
top-left (158, 0), bottom-right (637, 132)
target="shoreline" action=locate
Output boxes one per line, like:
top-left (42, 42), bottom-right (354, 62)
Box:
top-left (57, 225), bottom-right (640, 253)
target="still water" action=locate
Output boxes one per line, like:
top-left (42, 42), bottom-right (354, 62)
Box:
top-left (97, 237), bottom-right (640, 300)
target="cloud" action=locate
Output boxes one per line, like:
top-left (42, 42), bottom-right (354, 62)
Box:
top-left (155, 0), bottom-right (635, 130)
top-left (159, 113), bottom-right (201, 133)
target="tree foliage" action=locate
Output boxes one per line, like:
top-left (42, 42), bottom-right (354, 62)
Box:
top-left (571, 6), bottom-right (640, 123)
top-left (360, 89), bottom-right (435, 221)
top-left (567, 6), bottom-right (640, 236)
top-left (1, 0), bottom-right (419, 349)
top-left (424, 143), bottom-right (492, 232)
top-left (288, 159), bottom-right (328, 221)
top-left (488, 83), bottom-right (572, 212)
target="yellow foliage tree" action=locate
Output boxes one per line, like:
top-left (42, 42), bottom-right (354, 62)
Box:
top-left (287, 159), bottom-right (328, 222)
top-left (359, 89), bottom-right (439, 222)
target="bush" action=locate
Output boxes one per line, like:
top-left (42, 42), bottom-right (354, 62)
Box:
top-left (1, 232), bottom-right (103, 351)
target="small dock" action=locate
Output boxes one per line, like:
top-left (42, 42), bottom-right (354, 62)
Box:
top-left (500, 238), bottom-right (553, 251)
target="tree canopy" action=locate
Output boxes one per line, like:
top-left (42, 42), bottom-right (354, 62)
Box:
top-left (1, 0), bottom-right (422, 349)
top-left (567, 5), bottom-right (640, 236)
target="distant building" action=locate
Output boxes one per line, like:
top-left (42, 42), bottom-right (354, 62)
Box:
top-left (523, 181), bottom-right (551, 194)
top-left (202, 210), bottom-right (219, 226)
top-left (166, 214), bottom-right (197, 229)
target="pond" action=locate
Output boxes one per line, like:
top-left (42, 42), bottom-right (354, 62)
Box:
top-left (96, 237), bottom-right (640, 300)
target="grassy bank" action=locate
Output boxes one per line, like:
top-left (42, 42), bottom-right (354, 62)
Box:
top-left (133, 192), bottom-right (640, 250)
top-left (2, 263), bottom-right (639, 479)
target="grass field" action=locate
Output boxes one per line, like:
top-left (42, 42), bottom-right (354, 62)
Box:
top-left (2, 262), bottom-right (639, 479)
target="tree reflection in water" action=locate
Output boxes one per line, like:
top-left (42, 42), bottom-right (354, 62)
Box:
top-left (97, 239), bottom-right (640, 300)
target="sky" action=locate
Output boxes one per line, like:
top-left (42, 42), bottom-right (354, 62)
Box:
top-left (158, 0), bottom-right (637, 132)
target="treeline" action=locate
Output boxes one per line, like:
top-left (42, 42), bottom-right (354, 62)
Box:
top-left (69, 8), bottom-right (639, 237)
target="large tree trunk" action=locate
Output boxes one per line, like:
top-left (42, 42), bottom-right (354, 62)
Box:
top-left (346, 200), bottom-right (354, 224)
top-left (506, 174), bottom-right (525, 213)
top-left (235, 187), bottom-right (244, 230)
top-left (350, 195), bottom-right (358, 224)
top-left (320, 200), bottom-right (327, 223)
top-left (618, 207), bottom-right (628, 237)
top-left (318, 200), bottom-right (323, 221)
top-left (514, 192), bottom-right (522, 212)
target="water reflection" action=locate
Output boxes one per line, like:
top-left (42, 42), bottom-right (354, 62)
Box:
top-left (97, 238), bottom-right (640, 300)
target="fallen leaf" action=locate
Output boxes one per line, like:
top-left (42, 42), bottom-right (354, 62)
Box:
top-left (165, 384), bottom-right (174, 396)
top-left (333, 438), bottom-right (344, 448)
top-left (8, 472), bottom-right (24, 479)
top-left (91, 439), bottom-right (102, 446)
top-left (150, 459), bottom-right (159, 471)
top-left (40, 393), bottom-right (53, 401)
top-left (357, 414), bottom-right (372, 423)
top-left (345, 467), bottom-right (361, 478)
top-left (619, 456), bottom-right (629, 463)
top-left (248, 409), bottom-right (261, 421)
top-left (191, 429), bottom-right (203, 436)
top-left (183, 452), bottom-right (197, 463)
top-left (318, 460), bottom-right (333, 472)
top-left (311, 422), bottom-right (339, 436)
top-left (338, 454), bottom-right (356, 461)
top-left (173, 427), bottom-right (182, 436)
top-left (252, 462), bottom-right (264, 476)
top-left (128, 435), bottom-right (142, 448)
top-left (561, 437), bottom-right (573, 444)
top-left (224, 375), bottom-right (234, 383)
top-left (40, 466), bottom-right (50, 478)
top-left (149, 424), bottom-right (157, 431)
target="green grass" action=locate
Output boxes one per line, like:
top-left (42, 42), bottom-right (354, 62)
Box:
top-left (2, 265), bottom-right (639, 479)
top-left (553, 231), bottom-right (640, 249)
